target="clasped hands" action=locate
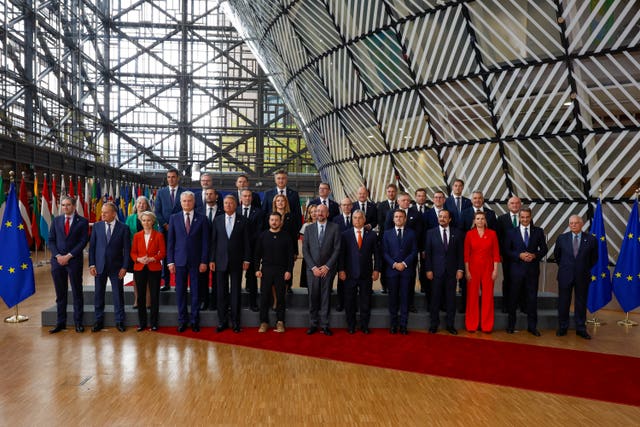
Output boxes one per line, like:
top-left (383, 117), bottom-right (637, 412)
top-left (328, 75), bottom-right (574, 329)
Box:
top-left (312, 265), bottom-right (330, 277)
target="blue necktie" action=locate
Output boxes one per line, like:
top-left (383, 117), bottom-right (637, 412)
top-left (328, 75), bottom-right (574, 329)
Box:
top-left (524, 227), bottom-right (529, 246)
top-left (106, 223), bottom-right (112, 243)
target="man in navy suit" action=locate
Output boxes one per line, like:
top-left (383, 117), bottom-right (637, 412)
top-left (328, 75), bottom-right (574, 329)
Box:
top-left (167, 191), bottom-right (209, 332)
top-left (377, 183), bottom-right (398, 294)
top-left (194, 172), bottom-right (222, 216)
top-left (237, 189), bottom-right (264, 312)
top-left (382, 209), bottom-right (417, 335)
top-left (497, 196), bottom-right (524, 313)
top-left (504, 207), bottom-right (547, 336)
top-left (338, 210), bottom-right (380, 334)
top-left (308, 182), bottom-right (340, 221)
top-left (88, 202), bottom-right (131, 332)
top-left (444, 178), bottom-right (472, 228)
top-left (424, 209), bottom-right (464, 335)
top-left (47, 196), bottom-right (89, 333)
top-left (553, 214), bottom-right (598, 339)
top-left (352, 186), bottom-right (377, 231)
top-left (210, 195), bottom-right (251, 333)
top-left (261, 169), bottom-right (302, 235)
top-left (461, 190), bottom-right (498, 231)
top-left (332, 197), bottom-right (354, 312)
top-left (230, 174), bottom-right (262, 209)
top-left (155, 168), bottom-right (185, 291)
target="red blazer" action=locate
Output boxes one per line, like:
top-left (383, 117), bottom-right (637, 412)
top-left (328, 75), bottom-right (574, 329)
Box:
top-left (130, 230), bottom-right (166, 271)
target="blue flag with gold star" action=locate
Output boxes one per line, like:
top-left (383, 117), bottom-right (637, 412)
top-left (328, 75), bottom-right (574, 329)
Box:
top-left (0, 181), bottom-right (36, 307)
top-left (587, 199), bottom-right (612, 313)
top-left (612, 199), bottom-right (640, 313)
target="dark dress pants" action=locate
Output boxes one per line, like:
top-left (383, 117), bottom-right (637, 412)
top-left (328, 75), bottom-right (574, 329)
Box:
top-left (430, 274), bottom-right (456, 329)
top-left (134, 267), bottom-right (161, 328)
top-left (175, 265), bottom-right (200, 326)
top-left (558, 279), bottom-right (589, 332)
top-left (259, 267), bottom-right (286, 323)
top-left (388, 274), bottom-right (410, 328)
top-left (94, 270), bottom-right (125, 324)
top-left (51, 262), bottom-right (84, 326)
top-left (344, 278), bottom-right (372, 329)
top-left (216, 269), bottom-right (243, 327)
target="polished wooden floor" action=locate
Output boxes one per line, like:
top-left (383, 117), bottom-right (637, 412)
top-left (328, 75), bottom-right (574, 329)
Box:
top-left (1, 253), bottom-right (639, 425)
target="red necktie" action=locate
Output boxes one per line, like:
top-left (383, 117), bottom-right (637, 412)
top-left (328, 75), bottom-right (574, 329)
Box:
top-left (357, 230), bottom-right (362, 249)
top-left (64, 216), bottom-right (70, 236)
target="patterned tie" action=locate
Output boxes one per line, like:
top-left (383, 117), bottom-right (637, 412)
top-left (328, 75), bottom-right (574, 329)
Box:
top-left (357, 230), bottom-right (362, 249)
top-left (106, 222), bottom-right (112, 243)
top-left (524, 227), bottom-right (529, 246)
top-left (573, 234), bottom-right (579, 257)
top-left (226, 216), bottom-right (233, 238)
top-left (318, 224), bottom-right (325, 246)
top-left (65, 216), bottom-right (70, 236)
top-left (244, 207), bottom-right (249, 218)
top-left (171, 188), bottom-right (175, 205)
top-left (443, 228), bottom-right (448, 251)
top-left (185, 212), bottom-right (191, 234)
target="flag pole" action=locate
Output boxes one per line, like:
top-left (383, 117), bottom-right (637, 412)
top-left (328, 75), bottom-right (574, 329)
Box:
top-left (587, 189), bottom-right (605, 326)
top-left (615, 188), bottom-right (639, 327)
top-left (3, 171), bottom-right (29, 323)
top-left (37, 172), bottom-right (50, 267)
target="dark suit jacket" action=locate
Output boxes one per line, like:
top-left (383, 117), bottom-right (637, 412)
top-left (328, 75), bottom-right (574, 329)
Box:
top-left (385, 207), bottom-right (425, 251)
top-left (333, 214), bottom-right (353, 233)
top-left (382, 227), bottom-right (417, 278)
top-left (302, 221), bottom-right (341, 271)
top-left (89, 221), bottom-right (131, 274)
top-left (308, 198), bottom-right (340, 221)
top-left (194, 188), bottom-right (223, 216)
top-left (423, 227), bottom-right (464, 278)
top-left (338, 228), bottom-right (380, 280)
top-left (424, 207), bottom-right (440, 231)
top-left (497, 212), bottom-right (519, 251)
top-left (47, 214), bottom-right (89, 270)
top-left (236, 205), bottom-right (265, 247)
top-left (130, 229), bottom-right (166, 271)
top-left (445, 195), bottom-right (471, 227)
top-left (167, 211), bottom-right (209, 267)
top-left (203, 204), bottom-right (224, 226)
top-left (230, 190), bottom-right (261, 209)
top-left (351, 200), bottom-right (378, 229)
top-left (155, 186), bottom-right (184, 229)
top-left (504, 226), bottom-right (547, 278)
top-left (553, 232), bottom-right (598, 288)
top-left (209, 214), bottom-right (251, 271)
top-left (461, 206), bottom-right (498, 231)
top-left (262, 187), bottom-right (302, 234)
top-left (377, 199), bottom-right (397, 237)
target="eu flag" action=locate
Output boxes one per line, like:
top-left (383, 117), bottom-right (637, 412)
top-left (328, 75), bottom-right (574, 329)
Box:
top-left (612, 200), bottom-right (640, 313)
top-left (587, 199), bottom-right (612, 313)
top-left (0, 182), bottom-right (36, 307)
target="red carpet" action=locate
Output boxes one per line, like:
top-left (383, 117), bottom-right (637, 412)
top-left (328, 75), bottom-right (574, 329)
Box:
top-left (159, 327), bottom-right (640, 407)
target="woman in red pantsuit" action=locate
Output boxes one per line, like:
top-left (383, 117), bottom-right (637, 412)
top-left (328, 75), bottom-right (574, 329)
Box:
top-left (464, 211), bottom-right (500, 332)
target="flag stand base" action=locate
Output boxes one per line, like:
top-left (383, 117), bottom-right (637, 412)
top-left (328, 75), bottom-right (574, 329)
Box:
top-left (4, 306), bottom-right (29, 323)
top-left (586, 316), bottom-right (604, 326)
top-left (617, 312), bottom-right (638, 327)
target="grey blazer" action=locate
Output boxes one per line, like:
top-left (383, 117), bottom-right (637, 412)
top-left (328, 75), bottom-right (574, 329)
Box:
top-left (302, 221), bottom-right (341, 270)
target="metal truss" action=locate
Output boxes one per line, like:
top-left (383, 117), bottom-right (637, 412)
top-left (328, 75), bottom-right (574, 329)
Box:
top-left (224, 0), bottom-right (640, 258)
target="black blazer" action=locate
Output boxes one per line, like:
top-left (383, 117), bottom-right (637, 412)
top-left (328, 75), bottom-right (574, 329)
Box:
top-left (351, 200), bottom-right (378, 230)
top-left (423, 227), bottom-right (464, 278)
top-left (236, 205), bottom-right (265, 246)
top-left (209, 214), bottom-right (251, 271)
top-left (461, 206), bottom-right (498, 231)
top-left (230, 190), bottom-right (262, 209)
top-left (553, 232), bottom-right (598, 288)
top-left (338, 228), bottom-right (380, 280)
top-left (308, 198), bottom-right (340, 221)
top-left (333, 214), bottom-right (353, 233)
top-left (262, 187), bottom-right (302, 234)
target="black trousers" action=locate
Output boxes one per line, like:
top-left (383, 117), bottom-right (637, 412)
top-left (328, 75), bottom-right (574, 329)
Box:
top-left (244, 262), bottom-right (258, 307)
top-left (344, 278), bottom-right (372, 329)
top-left (216, 269), bottom-right (243, 327)
top-left (134, 267), bottom-right (161, 328)
top-left (259, 267), bottom-right (286, 323)
top-left (430, 274), bottom-right (456, 329)
top-left (508, 271), bottom-right (539, 330)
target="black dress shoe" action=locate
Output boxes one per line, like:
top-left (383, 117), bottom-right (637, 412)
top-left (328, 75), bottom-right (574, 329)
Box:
top-left (428, 327), bottom-right (438, 334)
top-left (335, 305), bottom-right (344, 312)
top-left (151, 326), bottom-right (158, 331)
top-left (199, 303), bottom-right (208, 311)
top-left (321, 327), bottom-right (333, 336)
top-left (216, 324), bottom-right (229, 333)
top-left (409, 305), bottom-right (418, 313)
top-left (75, 325), bottom-right (85, 333)
top-left (556, 328), bottom-right (568, 337)
top-left (506, 328), bottom-right (515, 334)
top-left (306, 326), bottom-right (318, 335)
top-left (177, 324), bottom-right (187, 333)
top-left (361, 327), bottom-right (370, 334)
top-left (348, 327), bottom-right (355, 334)
top-left (249, 305), bottom-right (259, 313)
top-left (389, 326), bottom-right (397, 334)
top-left (116, 322), bottom-right (126, 332)
top-left (528, 328), bottom-right (541, 337)
top-left (233, 326), bottom-right (242, 333)
top-left (49, 324), bottom-right (66, 334)
top-left (192, 325), bottom-right (200, 332)
top-left (576, 330), bottom-right (592, 340)
top-left (286, 287), bottom-right (293, 294)
top-left (446, 327), bottom-right (458, 335)
top-left (160, 285), bottom-right (171, 292)
top-left (91, 323), bottom-right (104, 333)
top-left (399, 327), bottom-right (408, 335)
top-left (137, 326), bottom-right (146, 332)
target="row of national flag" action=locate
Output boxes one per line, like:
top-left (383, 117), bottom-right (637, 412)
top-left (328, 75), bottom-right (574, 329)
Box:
top-left (588, 199), bottom-right (640, 314)
top-left (0, 173), bottom-right (156, 253)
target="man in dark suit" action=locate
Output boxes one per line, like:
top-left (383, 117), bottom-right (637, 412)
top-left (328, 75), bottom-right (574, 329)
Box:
top-left (377, 183), bottom-right (398, 294)
top-left (302, 203), bottom-right (341, 336)
top-left (261, 169), bottom-right (302, 235)
top-left (352, 186), bottom-right (377, 231)
top-left (338, 210), bottom-right (380, 334)
top-left (210, 195), bottom-right (251, 333)
top-left (194, 172), bottom-right (222, 216)
top-left (155, 168), bottom-right (185, 291)
top-left (444, 178), bottom-right (472, 228)
top-left (461, 190), bottom-right (498, 231)
top-left (553, 214), bottom-right (598, 339)
top-left (88, 202), bottom-right (131, 332)
top-left (413, 188), bottom-right (429, 219)
top-left (385, 192), bottom-right (424, 313)
top-left (421, 190), bottom-right (446, 300)
top-left (47, 196), bottom-right (89, 333)
top-left (237, 189), bottom-right (264, 312)
top-left (332, 197), bottom-right (354, 312)
top-left (504, 207), bottom-right (547, 336)
top-left (424, 209), bottom-right (463, 335)
top-left (382, 209), bottom-right (417, 335)
top-left (167, 191), bottom-right (209, 332)
top-left (198, 187), bottom-right (223, 311)
top-left (308, 182), bottom-right (340, 221)
top-left (230, 174), bottom-right (261, 209)
top-left (497, 196), bottom-right (523, 313)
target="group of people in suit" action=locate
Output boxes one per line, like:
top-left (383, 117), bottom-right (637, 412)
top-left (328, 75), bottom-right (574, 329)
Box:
top-left (47, 171), bottom-right (599, 340)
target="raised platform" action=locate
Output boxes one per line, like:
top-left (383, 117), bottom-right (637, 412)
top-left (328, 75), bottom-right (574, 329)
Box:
top-left (41, 286), bottom-right (560, 330)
